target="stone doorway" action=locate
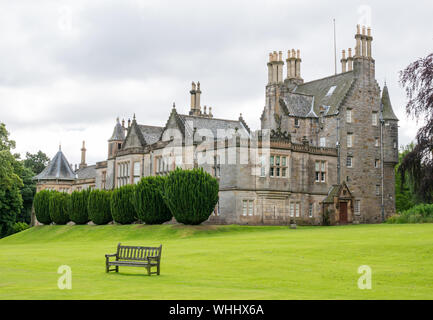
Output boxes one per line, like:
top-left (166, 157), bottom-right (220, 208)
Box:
top-left (339, 202), bottom-right (348, 224)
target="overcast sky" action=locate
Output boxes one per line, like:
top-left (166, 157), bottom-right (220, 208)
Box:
top-left (1, 0), bottom-right (431, 166)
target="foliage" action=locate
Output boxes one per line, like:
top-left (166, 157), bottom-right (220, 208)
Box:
top-left (33, 190), bottom-right (53, 225)
top-left (386, 203), bottom-right (433, 224)
top-left (88, 190), bottom-right (112, 225)
top-left (12, 222), bottom-right (29, 234)
top-left (110, 185), bottom-right (137, 224)
top-left (134, 176), bottom-right (172, 224)
top-left (395, 143), bottom-right (417, 212)
top-left (0, 150), bottom-right (23, 237)
top-left (49, 191), bottom-right (70, 225)
top-left (162, 168), bottom-right (219, 225)
top-left (69, 189), bottom-right (90, 224)
top-left (399, 53), bottom-right (433, 202)
top-left (23, 151), bottom-right (50, 175)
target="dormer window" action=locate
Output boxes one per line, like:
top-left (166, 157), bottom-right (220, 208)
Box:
top-left (326, 86), bottom-right (336, 97)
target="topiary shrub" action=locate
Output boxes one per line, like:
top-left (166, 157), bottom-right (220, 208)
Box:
top-left (110, 185), bottom-right (137, 224)
top-left (162, 168), bottom-right (219, 225)
top-left (12, 221), bottom-right (29, 234)
top-left (49, 191), bottom-right (70, 225)
top-left (134, 176), bottom-right (172, 224)
top-left (88, 189), bottom-right (112, 225)
top-left (33, 190), bottom-right (53, 225)
top-left (69, 189), bottom-right (90, 224)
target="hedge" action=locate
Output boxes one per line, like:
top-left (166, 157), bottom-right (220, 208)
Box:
top-left (49, 191), bottom-right (70, 225)
top-left (134, 176), bottom-right (172, 224)
top-left (88, 190), bottom-right (112, 225)
top-left (33, 190), bottom-right (52, 225)
top-left (69, 189), bottom-right (90, 224)
top-left (162, 168), bottom-right (219, 225)
top-left (110, 185), bottom-right (137, 224)
top-left (386, 203), bottom-right (433, 224)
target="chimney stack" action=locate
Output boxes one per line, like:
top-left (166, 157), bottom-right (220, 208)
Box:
top-left (355, 24), bottom-right (362, 57)
top-left (295, 49), bottom-right (302, 79)
top-left (341, 50), bottom-right (347, 73)
top-left (367, 27), bottom-right (372, 58)
top-left (79, 140), bottom-right (87, 169)
top-left (195, 81), bottom-right (201, 113)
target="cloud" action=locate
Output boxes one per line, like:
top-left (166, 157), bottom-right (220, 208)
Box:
top-left (0, 0), bottom-right (431, 165)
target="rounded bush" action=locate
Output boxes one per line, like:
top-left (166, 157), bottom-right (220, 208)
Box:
top-left (88, 190), bottom-right (112, 225)
top-left (69, 190), bottom-right (90, 224)
top-left (134, 176), bottom-right (172, 224)
top-left (33, 190), bottom-right (52, 225)
top-left (162, 168), bottom-right (219, 225)
top-left (49, 191), bottom-right (70, 225)
top-left (110, 185), bottom-right (137, 224)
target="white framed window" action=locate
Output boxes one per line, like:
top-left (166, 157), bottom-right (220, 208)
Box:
top-left (315, 161), bottom-right (326, 182)
top-left (347, 133), bottom-right (353, 148)
top-left (320, 137), bottom-right (326, 147)
top-left (372, 112), bottom-right (378, 126)
top-left (133, 161), bottom-right (141, 184)
top-left (294, 118), bottom-right (300, 127)
top-left (309, 203), bottom-right (313, 218)
top-left (290, 203), bottom-right (295, 217)
top-left (346, 109), bottom-right (352, 123)
top-left (117, 162), bottom-right (130, 186)
top-left (295, 203), bottom-right (300, 217)
top-left (347, 156), bottom-right (353, 168)
top-left (213, 155), bottom-right (221, 178)
top-left (259, 155), bottom-right (266, 177)
top-left (354, 200), bottom-right (361, 215)
top-left (270, 155), bottom-right (288, 178)
top-left (375, 137), bottom-right (379, 147)
top-left (242, 200), bottom-right (254, 216)
top-left (393, 140), bottom-right (397, 149)
top-left (326, 86), bottom-right (336, 97)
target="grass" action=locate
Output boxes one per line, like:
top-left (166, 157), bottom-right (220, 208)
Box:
top-left (1, 223), bottom-right (433, 299)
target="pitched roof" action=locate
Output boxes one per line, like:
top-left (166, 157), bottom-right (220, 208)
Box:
top-left (293, 71), bottom-right (355, 116)
top-left (75, 165), bottom-right (96, 180)
top-left (381, 85), bottom-right (398, 121)
top-left (177, 114), bottom-right (250, 139)
top-left (109, 118), bottom-right (126, 141)
top-left (138, 125), bottom-right (164, 145)
top-left (280, 92), bottom-right (315, 117)
top-left (33, 148), bottom-right (76, 181)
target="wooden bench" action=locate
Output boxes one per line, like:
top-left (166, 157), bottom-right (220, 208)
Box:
top-left (105, 243), bottom-right (162, 276)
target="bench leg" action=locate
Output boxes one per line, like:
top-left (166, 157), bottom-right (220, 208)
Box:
top-left (157, 264), bottom-right (160, 275)
top-left (106, 262), bottom-right (109, 273)
top-left (116, 266), bottom-right (119, 273)
top-left (147, 265), bottom-right (151, 276)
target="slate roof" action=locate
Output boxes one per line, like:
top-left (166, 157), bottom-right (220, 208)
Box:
top-left (292, 71), bottom-right (355, 116)
top-left (138, 125), bottom-right (164, 145)
top-left (75, 165), bottom-right (96, 180)
top-left (33, 148), bottom-right (76, 181)
top-left (280, 92), bottom-right (315, 118)
top-left (381, 85), bottom-right (398, 121)
top-left (109, 118), bottom-right (126, 141)
top-left (177, 114), bottom-right (250, 138)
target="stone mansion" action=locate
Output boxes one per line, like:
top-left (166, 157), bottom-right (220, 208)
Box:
top-left (34, 25), bottom-right (399, 225)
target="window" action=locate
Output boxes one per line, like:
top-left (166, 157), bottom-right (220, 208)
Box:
top-left (320, 137), bottom-right (326, 147)
top-left (290, 203), bottom-right (295, 217)
top-left (213, 155), bottom-right (221, 178)
top-left (376, 185), bottom-right (380, 196)
top-left (101, 171), bottom-right (107, 189)
top-left (375, 137), bottom-right (379, 147)
top-left (393, 140), bottom-right (397, 149)
top-left (155, 155), bottom-right (172, 176)
top-left (347, 156), bottom-right (353, 168)
top-left (117, 162), bottom-right (130, 187)
top-left (242, 200), bottom-right (254, 216)
top-left (346, 109), bottom-right (352, 123)
top-left (133, 161), bottom-right (141, 184)
top-left (372, 112), bottom-right (378, 126)
top-left (294, 118), bottom-right (300, 127)
top-left (270, 155), bottom-right (288, 178)
top-left (354, 200), bottom-right (361, 215)
top-left (309, 203), bottom-right (313, 218)
top-left (259, 155), bottom-right (266, 177)
top-left (295, 203), bottom-right (300, 217)
top-left (347, 133), bottom-right (353, 148)
top-left (375, 159), bottom-right (380, 169)
top-left (315, 161), bottom-right (326, 182)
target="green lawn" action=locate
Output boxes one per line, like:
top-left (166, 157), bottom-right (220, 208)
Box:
top-left (0, 223), bottom-right (433, 299)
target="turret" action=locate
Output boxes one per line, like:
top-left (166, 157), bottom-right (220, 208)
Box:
top-left (108, 117), bottom-right (125, 159)
top-left (381, 84), bottom-right (399, 164)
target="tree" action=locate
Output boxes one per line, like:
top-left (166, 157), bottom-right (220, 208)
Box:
top-left (395, 143), bottom-right (417, 212)
top-left (88, 190), bottom-right (112, 225)
top-left (0, 123), bottom-right (16, 151)
top-left (134, 176), bottom-right (172, 224)
top-left (110, 185), bottom-right (137, 224)
top-left (162, 168), bottom-right (219, 225)
top-left (23, 151), bottom-right (50, 175)
top-left (399, 53), bottom-right (433, 202)
top-left (49, 191), bottom-right (70, 225)
top-left (33, 190), bottom-right (52, 225)
top-left (0, 150), bottom-right (23, 237)
top-left (69, 190), bottom-right (90, 224)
